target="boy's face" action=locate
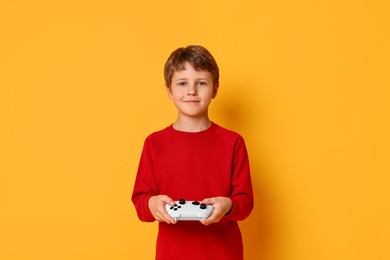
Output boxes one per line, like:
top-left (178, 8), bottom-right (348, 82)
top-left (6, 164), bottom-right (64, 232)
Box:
top-left (167, 62), bottom-right (218, 120)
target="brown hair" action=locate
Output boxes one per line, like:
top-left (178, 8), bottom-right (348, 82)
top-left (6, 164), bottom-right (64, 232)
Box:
top-left (164, 45), bottom-right (219, 88)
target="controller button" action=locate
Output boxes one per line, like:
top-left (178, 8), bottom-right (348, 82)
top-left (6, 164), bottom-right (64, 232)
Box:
top-left (192, 201), bottom-right (200, 205)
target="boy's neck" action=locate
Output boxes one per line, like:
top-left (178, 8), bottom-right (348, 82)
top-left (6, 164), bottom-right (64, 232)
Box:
top-left (172, 117), bottom-right (212, 133)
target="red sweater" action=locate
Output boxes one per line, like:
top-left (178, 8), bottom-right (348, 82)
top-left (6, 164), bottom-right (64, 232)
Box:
top-left (132, 122), bottom-right (254, 260)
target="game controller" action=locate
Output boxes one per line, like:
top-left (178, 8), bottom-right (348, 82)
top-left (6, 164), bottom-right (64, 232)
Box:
top-left (165, 199), bottom-right (213, 222)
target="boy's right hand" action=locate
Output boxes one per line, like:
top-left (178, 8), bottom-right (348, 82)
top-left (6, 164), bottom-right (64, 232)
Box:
top-left (148, 195), bottom-right (176, 224)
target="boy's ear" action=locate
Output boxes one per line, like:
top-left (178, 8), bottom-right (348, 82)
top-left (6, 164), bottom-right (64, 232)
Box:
top-left (212, 83), bottom-right (219, 98)
top-left (167, 86), bottom-right (173, 100)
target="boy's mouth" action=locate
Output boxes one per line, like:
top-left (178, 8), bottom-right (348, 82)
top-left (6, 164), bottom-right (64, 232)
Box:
top-left (183, 100), bottom-right (200, 103)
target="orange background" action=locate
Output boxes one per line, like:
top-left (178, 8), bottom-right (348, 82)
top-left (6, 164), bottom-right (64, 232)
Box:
top-left (1, 0), bottom-right (389, 259)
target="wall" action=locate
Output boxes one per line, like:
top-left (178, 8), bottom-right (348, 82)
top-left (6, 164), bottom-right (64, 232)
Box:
top-left (1, 0), bottom-right (389, 259)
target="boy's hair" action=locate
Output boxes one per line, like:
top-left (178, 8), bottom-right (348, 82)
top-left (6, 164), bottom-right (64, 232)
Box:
top-left (164, 45), bottom-right (219, 88)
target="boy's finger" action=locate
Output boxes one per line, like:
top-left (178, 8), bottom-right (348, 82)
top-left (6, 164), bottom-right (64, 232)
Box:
top-left (201, 197), bottom-right (215, 205)
top-left (161, 196), bottom-right (175, 206)
top-left (161, 205), bottom-right (176, 224)
top-left (163, 213), bottom-right (176, 224)
top-left (201, 210), bottom-right (219, 225)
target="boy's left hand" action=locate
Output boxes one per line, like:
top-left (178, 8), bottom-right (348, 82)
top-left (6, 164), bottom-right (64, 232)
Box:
top-left (200, 197), bottom-right (232, 226)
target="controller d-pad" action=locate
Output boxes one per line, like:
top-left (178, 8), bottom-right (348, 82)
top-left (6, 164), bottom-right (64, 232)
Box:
top-left (170, 204), bottom-right (181, 211)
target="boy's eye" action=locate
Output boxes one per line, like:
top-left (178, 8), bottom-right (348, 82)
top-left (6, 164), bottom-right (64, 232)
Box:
top-left (197, 81), bottom-right (207, 86)
top-left (177, 82), bottom-right (187, 86)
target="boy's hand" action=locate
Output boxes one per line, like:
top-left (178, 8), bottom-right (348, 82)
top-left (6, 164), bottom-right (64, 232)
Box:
top-left (148, 195), bottom-right (176, 224)
top-left (200, 197), bottom-right (232, 226)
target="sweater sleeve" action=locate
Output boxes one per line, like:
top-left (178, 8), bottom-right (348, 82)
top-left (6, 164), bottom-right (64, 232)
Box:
top-left (225, 136), bottom-right (254, 221)
top-left (131, 137), bottom-right (158, 222)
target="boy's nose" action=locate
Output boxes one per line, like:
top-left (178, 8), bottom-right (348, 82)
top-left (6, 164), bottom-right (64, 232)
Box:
top-left (187, 84), bottom-right (197, 95)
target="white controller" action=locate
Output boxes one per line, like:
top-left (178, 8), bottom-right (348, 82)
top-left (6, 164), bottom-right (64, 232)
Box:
top-left (165, 199), bottom-right (213, 222)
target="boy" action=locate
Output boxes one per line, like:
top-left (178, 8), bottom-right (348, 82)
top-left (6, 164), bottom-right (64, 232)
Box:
top-left (132, 45), bottom-right (254, 260)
